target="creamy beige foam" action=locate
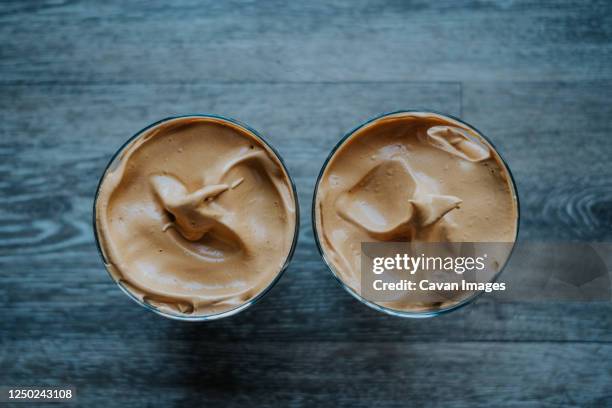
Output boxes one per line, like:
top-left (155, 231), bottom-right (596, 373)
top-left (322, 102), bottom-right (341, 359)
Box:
top-left (314, 112), bottom-right (518, 313)
top-left (95, 116), bottom-right (297, 317)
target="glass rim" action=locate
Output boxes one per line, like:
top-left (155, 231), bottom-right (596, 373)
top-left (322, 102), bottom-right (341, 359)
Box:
top-left (311, 109), bottom-right (521, 318)
top-left (93, 114), bottom-right (300, 321)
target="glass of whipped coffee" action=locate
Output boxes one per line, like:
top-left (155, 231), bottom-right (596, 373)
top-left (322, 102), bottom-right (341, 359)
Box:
top-left (313, 111), bottom-right (519, 317)
top-left (94, 115), bottom-right (299, 320)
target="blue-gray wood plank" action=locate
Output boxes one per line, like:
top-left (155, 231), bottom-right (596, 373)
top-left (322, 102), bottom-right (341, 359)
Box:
top-left (1, 1), bottom-right (611, 407)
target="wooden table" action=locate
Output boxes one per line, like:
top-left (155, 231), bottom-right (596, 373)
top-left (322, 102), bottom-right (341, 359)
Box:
top-left (1, 1), bottom-right (611, 406)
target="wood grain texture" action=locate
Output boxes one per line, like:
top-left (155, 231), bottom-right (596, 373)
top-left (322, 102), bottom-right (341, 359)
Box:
top-left (2, 341), bottom-right (612, 407)
top-left (463, 81), bottom-right (612, 241)
top-left (1, 0), bottom-right (611, 83)
top-left (0, 0), bottom-right (611, 407)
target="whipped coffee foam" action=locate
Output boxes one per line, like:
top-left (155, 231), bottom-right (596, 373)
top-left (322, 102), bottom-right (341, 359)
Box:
top-left (95, 116), bottom-right (297, 317)
top-left (314, 112), bottom-right (518, 313)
